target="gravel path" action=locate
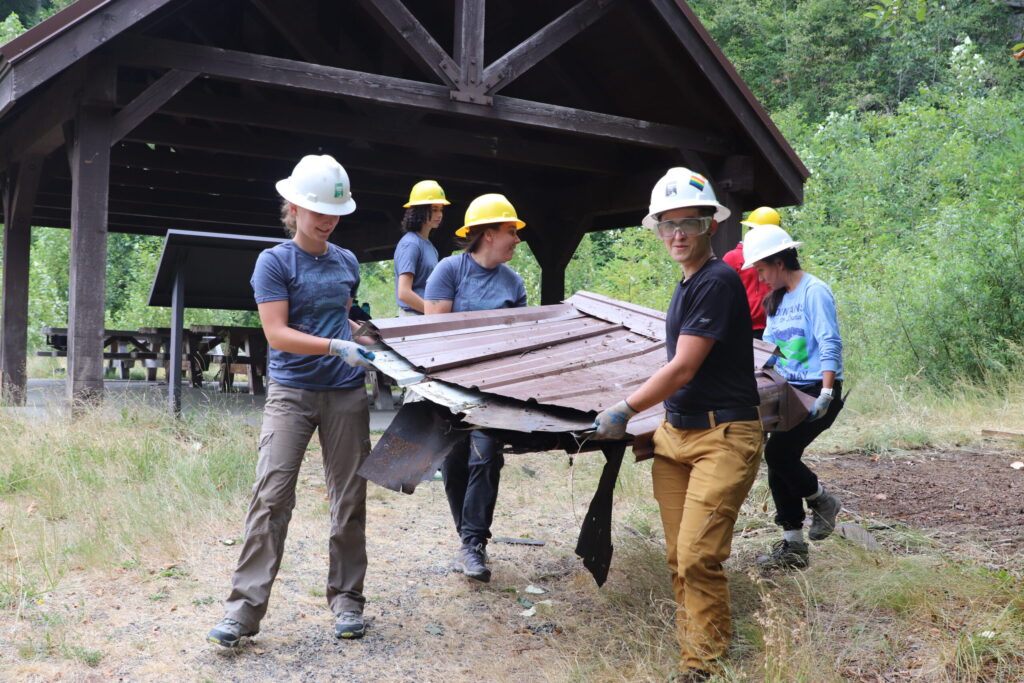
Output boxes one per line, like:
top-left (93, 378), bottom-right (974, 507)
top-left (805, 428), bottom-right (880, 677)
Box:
top-left (1, 451), bottom-right (613, 682)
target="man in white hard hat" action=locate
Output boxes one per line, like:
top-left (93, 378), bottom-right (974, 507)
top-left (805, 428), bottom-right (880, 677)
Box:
top-left (590, 168), bottom-right (763, 681)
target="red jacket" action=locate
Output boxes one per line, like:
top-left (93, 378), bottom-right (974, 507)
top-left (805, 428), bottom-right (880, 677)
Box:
top-left (722, 243), bottom-right (770, 330)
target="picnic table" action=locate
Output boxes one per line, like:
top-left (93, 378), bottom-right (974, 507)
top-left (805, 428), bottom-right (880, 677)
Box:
top-left (39, 325), bottom-right (268, 394)
top-left (38, 327), bottom-right (178, 380)
top-left (188, 325), bottom-right (267, 394)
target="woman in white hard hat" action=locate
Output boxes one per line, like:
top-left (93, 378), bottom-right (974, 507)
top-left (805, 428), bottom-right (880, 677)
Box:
top-left (423, 193), bottom-right (527, 582)
top-left (208, 155), bottom-right (376, 648)
top-left (741, 225), bottom-right (845, 571)
top-left (394, 180), bottom-right (449, 316)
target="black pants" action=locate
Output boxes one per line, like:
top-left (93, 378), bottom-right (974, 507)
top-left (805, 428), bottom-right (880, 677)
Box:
top-left (442, 430), bottom-right (504, 547)
top-left (764, 382), bottom-right (844, 530)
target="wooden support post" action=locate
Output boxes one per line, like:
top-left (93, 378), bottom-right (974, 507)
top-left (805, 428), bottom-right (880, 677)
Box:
top-left (454, 0), bottom-right (485, 85)
top-left (168, 268), bottom-right (184, 416)
top-left (713, 188), bottom-right (742, 258)
top-left (66, 65), bottom-right (114, 409)
top-left (1, 154), bottom-right (43, 405)
top-left (530, 214), bottom-right (589, 305)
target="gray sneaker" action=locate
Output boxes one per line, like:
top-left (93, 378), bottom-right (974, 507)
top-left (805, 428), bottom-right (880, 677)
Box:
top-left (808, 490), bottom-right (842, 541)
top-left (756, 539), bottom-right (810, 571)
top-left (334, 610), bottom-right (366, 639)
top-left (207, 617), bottom-right (258, 647)
top-left (451, 543), bottom-right (491, 582)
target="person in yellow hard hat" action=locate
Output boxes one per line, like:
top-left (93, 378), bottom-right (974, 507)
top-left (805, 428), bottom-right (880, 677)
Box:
top-left (722, 206), bottom-right (777, 339)
top-left (423, 193), bottom-right (527, 582)
top-left (394, 180), bottom-right (449, 316)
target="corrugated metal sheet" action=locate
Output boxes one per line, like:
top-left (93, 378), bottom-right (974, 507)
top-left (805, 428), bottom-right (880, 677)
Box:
top-left (360, 291), bottom-right (811, 586)
top-left (367, 290), bottom-right (809, 457)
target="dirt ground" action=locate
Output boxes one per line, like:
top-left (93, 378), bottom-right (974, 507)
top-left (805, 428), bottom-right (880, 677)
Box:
top-left (813, 441), bottom-right (1024, 564)
top-left (3, 440), bottom-right (1023, 682)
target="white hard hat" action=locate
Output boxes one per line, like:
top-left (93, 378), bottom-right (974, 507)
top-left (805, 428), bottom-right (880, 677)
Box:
top-left (276, 155), bottom-right (356, 216)
top-left (741, 224), bottom-right (803, 269)
top-left (641, 167), bottom-right (730, 231)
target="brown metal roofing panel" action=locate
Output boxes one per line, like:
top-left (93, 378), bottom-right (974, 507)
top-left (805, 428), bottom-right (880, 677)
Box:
top-left (369, 292), bottom-right (787, 417)
top-left (435, 329), bottom-right (663, 392)
top-left (564, 291), bottom-right (667, 341)
top-left (393, 316), bottom-right (625, 372)
top-left (372, 303), bottom-right (577, 341)
top-left (434, 339), bottom-right (666, 411)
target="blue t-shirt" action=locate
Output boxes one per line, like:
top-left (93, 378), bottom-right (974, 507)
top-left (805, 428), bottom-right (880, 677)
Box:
top-left (250, 241), bottom-right (365, 391)
top-left (424, 252), bottom-right (527, 312)
top-left (393, 232), bottom-right (439, 312)
top-left (763, 272), bottom-right (844, 386)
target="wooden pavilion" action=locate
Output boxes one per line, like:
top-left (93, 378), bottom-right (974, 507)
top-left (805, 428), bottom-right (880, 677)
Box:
top-left (0, 0), bottom-right (808, 406)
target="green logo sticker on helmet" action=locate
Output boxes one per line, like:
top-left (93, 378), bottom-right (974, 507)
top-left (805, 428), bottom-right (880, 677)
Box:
top-left (334, 182), bottom-right (346, 198)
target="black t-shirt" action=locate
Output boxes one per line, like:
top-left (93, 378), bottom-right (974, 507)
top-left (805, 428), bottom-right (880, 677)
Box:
top-left (664, 258), bottom-right (759, 414)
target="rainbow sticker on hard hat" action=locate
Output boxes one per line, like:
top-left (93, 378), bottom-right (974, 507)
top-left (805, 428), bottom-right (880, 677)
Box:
top-left (689, 174), bottom-right (706, 191)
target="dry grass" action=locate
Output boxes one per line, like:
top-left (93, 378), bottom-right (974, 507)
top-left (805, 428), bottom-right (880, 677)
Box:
top-left (0, 381), bottom-right (1023, 681)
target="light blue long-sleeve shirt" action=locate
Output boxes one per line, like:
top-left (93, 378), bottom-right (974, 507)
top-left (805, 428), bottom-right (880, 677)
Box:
top-left (763, 272), bottom-right (843, 386)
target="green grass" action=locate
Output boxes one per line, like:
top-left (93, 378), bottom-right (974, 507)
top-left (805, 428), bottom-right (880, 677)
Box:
top-left (0, 404), bottom-right (256, 614)
top-left (2, 372), bottom-right (1024, 678)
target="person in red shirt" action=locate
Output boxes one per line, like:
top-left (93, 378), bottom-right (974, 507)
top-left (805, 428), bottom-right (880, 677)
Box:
top-left (722, 206), bottom-right (778, 339)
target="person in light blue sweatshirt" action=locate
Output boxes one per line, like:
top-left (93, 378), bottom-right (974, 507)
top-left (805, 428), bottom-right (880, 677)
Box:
top-left (741, 225), bottom-right (845, 571)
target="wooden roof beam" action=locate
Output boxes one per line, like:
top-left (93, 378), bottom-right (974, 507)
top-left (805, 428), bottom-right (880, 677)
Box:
top-left (0, 0), bottom-right (179, 117)
top-left (110, 35), bottom-right (730, 154)
top-left (122, 118), bottom-right (524, 186)
top-left (356, 0), bottom-right (459, 87)
top-left (110, 69), bottom-right (198, 144)
top-left (114, 85), bottom-right (622, 173)
top-left (646, 0), bottom-right (806, 202)
top-left (0, 63), bottom-right (83, 168)
top-left (481, 0), bottom-right (620, 95)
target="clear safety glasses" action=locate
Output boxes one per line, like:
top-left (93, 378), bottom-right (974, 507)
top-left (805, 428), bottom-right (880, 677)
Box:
top-left (655, 216), bottom-right (712, 238)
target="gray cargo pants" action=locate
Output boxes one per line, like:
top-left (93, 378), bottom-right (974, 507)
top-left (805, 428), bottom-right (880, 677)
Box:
top-left (223, 380), bottom-right (370, 630)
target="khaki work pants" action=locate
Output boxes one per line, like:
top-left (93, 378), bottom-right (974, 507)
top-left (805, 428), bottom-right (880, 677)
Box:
top-left (223, 380), bottom-right (371, 630)
top-left (651, 418), bottom-right (763, 674)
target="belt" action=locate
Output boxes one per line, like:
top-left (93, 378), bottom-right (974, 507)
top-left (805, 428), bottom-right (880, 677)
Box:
top-left (666, 406), bottom-right (760, 431)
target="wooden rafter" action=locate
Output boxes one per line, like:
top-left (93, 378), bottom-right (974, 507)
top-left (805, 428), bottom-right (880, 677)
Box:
top-left (113, 85), bottom-right (624, 173)
top-left (109, 69), bottom-right (198, 144)
top-left (110, 35), bottom-right (730, 154)
top-left (356, 0), bottom-right (459, 87)
top-left (120, 118), bottom-right (534, 187)
top-left (481, 0), bottom-right (620, 95)
top-left (647, 0), bottom-right (804, 201)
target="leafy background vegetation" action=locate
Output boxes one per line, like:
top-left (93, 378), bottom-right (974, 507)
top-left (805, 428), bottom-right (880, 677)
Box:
top-left (2, 0), bottom-right (1023, 387)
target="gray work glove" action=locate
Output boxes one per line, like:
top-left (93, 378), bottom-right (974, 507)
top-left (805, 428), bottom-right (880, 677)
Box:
top-left (591, 399), bottom-right (639, 440)
top-left (328, 338), bottom-right (376, 368)
top-left (808, 387), bottom-right (834, 422)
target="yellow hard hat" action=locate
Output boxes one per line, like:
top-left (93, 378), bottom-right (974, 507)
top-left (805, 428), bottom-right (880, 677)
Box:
top-left (456, 193), bottom-right (526, 237)
top-left (403, 179), bottom-right (451, 208)
top-left (740, 206), bottom-right (781, 229)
